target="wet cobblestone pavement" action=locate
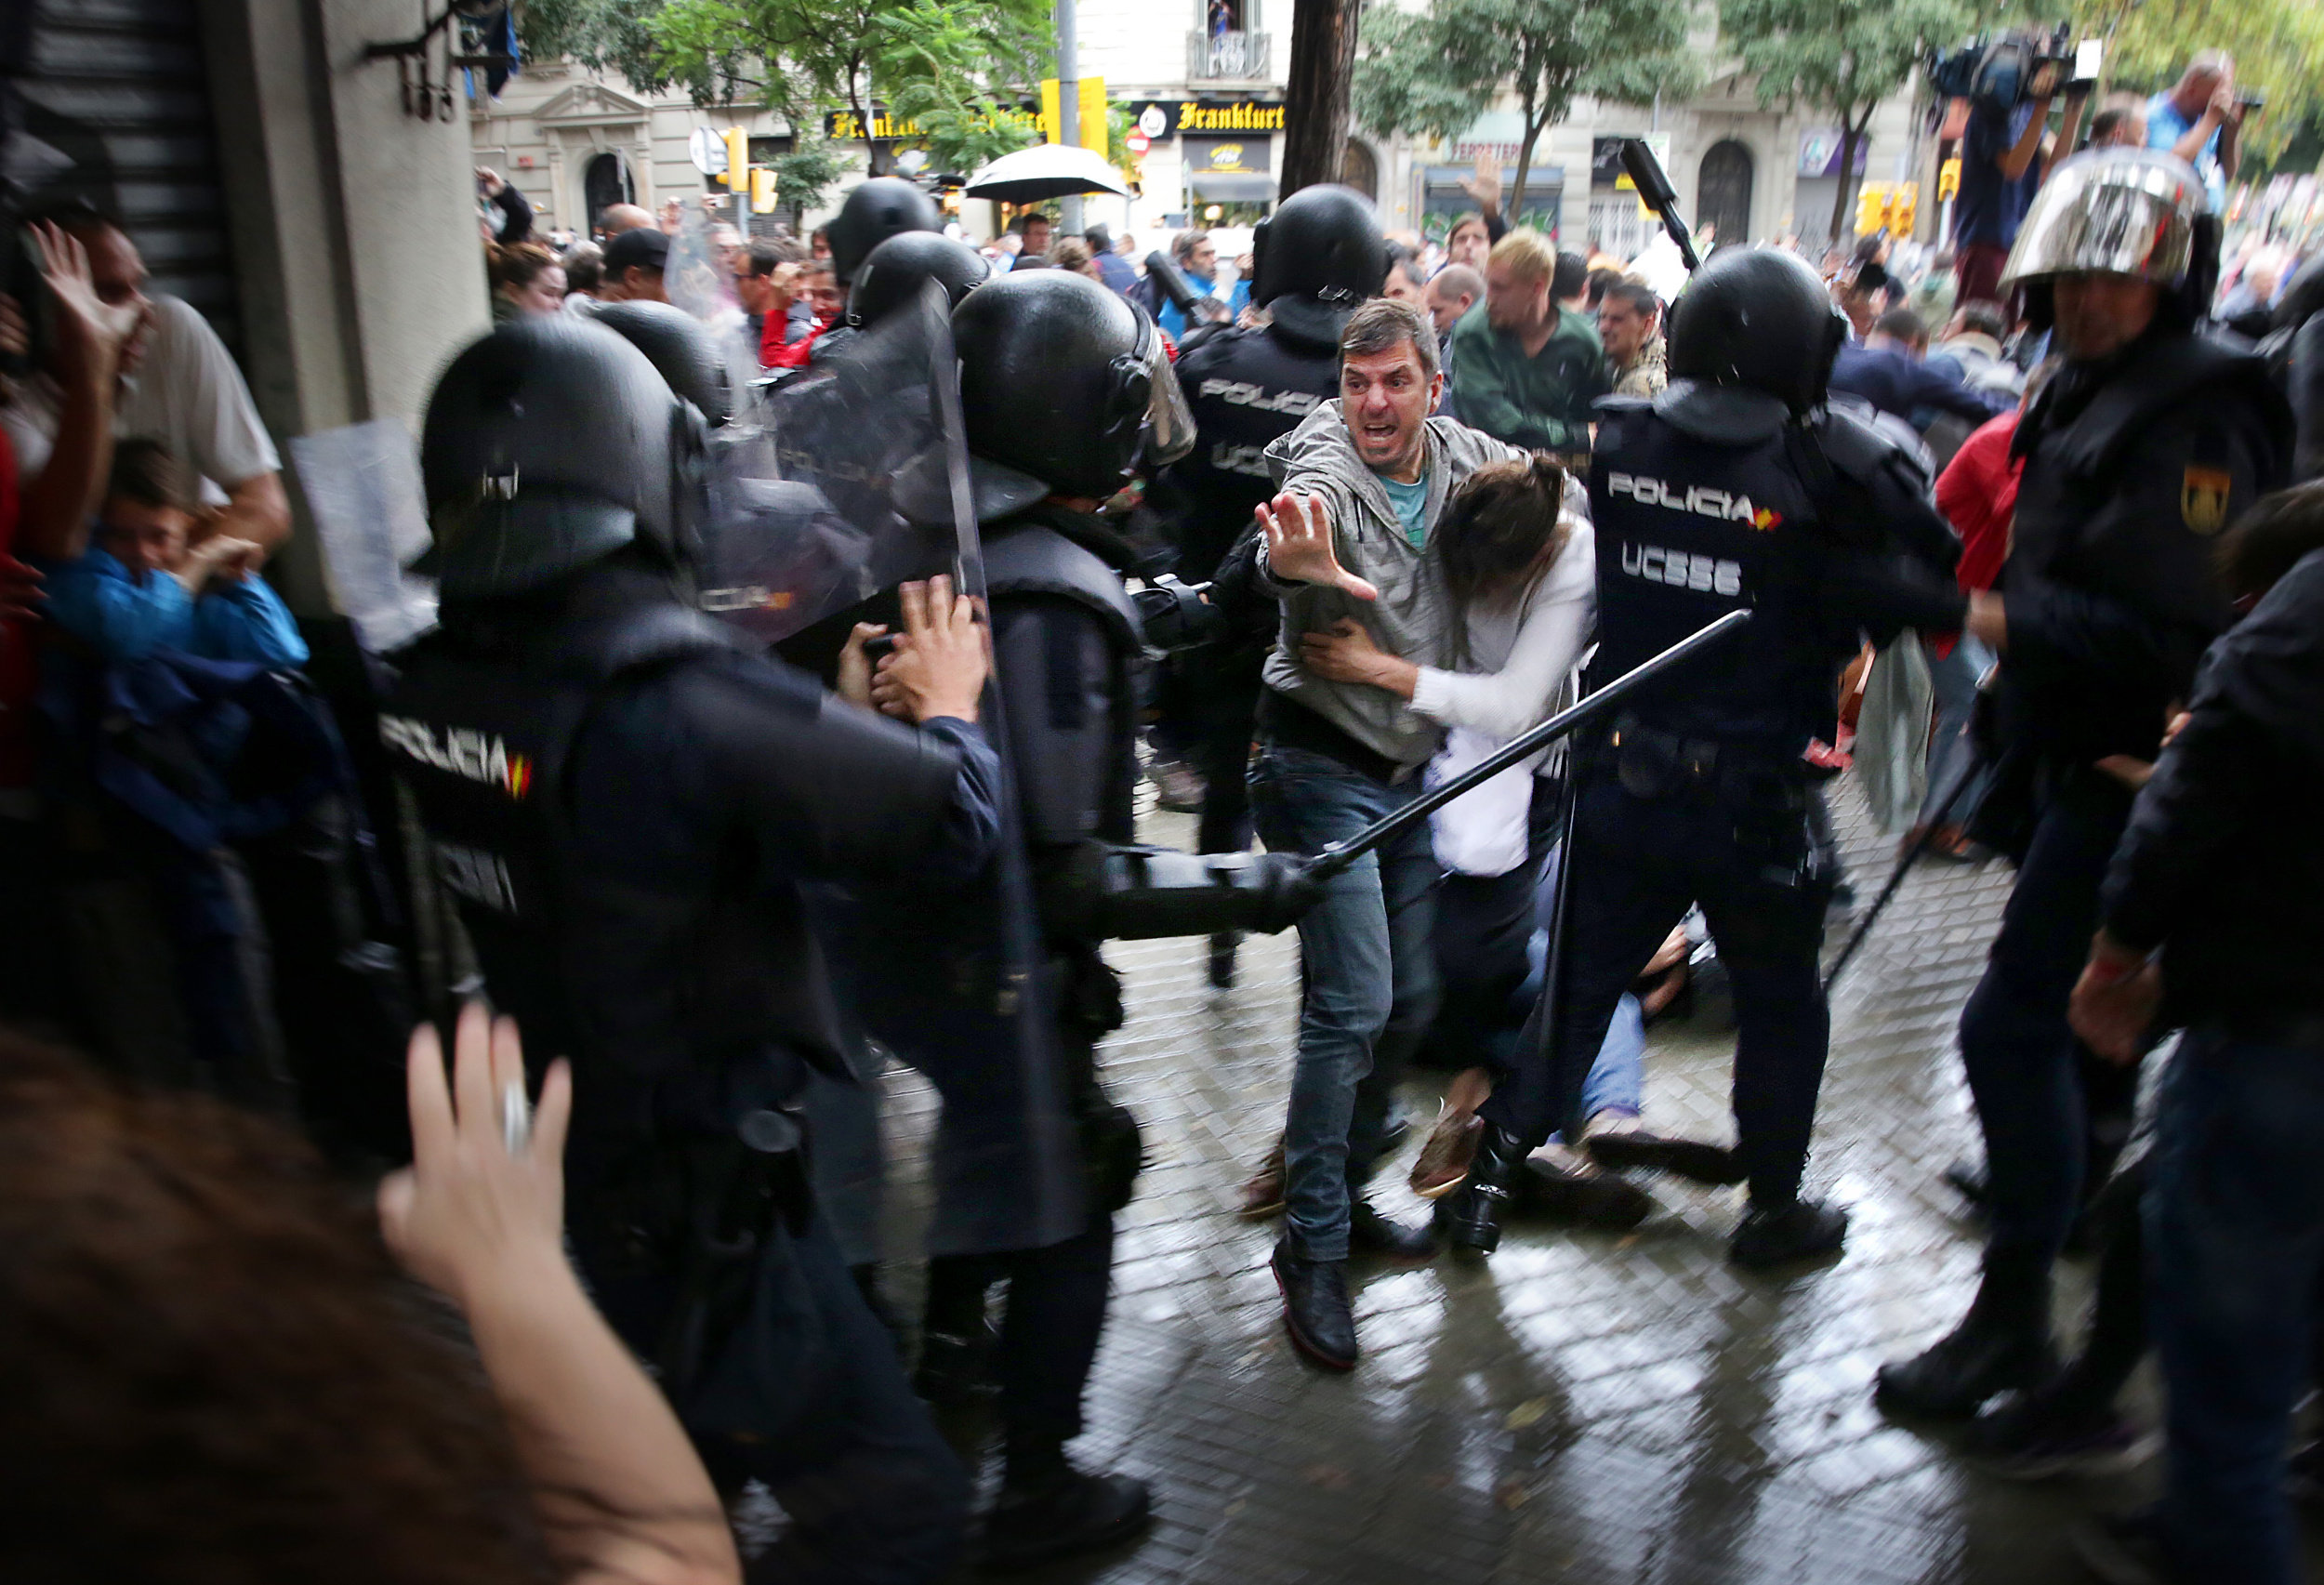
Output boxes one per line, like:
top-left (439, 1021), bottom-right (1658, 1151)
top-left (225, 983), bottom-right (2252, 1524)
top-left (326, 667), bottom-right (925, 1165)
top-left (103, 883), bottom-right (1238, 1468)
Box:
top-left (870, 777), bottom-right (2160, 1584)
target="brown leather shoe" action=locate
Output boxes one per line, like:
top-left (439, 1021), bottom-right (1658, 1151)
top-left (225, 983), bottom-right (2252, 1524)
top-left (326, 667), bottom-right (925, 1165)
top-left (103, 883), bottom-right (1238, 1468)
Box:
top-left (1408, 1110), bottom-right (1484, 1199)
top-left (1238, 1136), bottom-right (1287, 1219)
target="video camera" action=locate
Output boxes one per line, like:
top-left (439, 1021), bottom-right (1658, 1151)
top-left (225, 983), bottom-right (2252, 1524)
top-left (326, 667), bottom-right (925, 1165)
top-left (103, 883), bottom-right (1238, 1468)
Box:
top-left (1928, 24), bottom-right (2093, 116)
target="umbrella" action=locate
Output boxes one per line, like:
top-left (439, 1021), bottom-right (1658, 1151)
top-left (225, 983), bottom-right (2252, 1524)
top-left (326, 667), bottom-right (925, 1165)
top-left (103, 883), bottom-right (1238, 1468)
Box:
top-left (963, 143), bottom-right (1130, 202)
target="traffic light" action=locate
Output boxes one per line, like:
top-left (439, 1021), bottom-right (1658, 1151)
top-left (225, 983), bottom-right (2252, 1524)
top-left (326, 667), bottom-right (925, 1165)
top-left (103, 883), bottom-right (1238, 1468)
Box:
top-left (1936, 157), bottom-right (1962, 202)
top-left (1855, 181), bottom-right (1891, 237)
top-left (721, 126), bottom-right (749, 191)
top-left (1889, 181), bottom-right (1919, 238)
top-left (750, 167), bottom-right (779, 214)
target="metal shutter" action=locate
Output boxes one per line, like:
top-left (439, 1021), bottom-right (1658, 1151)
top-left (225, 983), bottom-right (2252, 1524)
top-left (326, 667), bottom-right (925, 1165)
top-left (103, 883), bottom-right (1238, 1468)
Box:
top-left (8, 0), bottom-right (241, 352)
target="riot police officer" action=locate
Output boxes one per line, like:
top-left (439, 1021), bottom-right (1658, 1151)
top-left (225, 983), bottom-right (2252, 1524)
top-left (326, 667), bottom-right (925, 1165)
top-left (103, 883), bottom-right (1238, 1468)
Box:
top-left (382, 314), bottom-right (1007, 1583)
top-left (1876, 147), bottom-right (2291, 1420)
top-left (846, 229), bottom-right (993, 329)
top-left (1441, 247), bottom-right (1966, 1266)
top-left (1149, 183), bottom-right (1388, 984)
top-left (857, 270), bottom-right (1315, 1570)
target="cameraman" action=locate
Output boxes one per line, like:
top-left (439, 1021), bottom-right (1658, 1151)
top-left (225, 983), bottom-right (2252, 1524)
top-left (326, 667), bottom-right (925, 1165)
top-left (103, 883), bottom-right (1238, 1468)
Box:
top-left (1953, 57), bottom-right (2087, 307)
top-left (2146, 52), bottom-right (2245, 213)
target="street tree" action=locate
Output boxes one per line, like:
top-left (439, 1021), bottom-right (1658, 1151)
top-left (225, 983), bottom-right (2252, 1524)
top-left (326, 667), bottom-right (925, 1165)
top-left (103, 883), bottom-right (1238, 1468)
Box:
top-left (1282, 0), bottom-right (1361, 197)
top-left (523, 0), bottom-right (1050, 194)
top-left (1354, 0), bottom-right (1697, 235)
top-left (2078, 0), bottom-right (2324, 165)
top-left (1718, 0), bottom-right (1968, 243)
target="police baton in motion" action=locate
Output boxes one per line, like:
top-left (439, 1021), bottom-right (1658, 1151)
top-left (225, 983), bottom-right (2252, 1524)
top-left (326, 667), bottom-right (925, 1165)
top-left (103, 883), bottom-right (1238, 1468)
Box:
top-left (1143, 251), bottom-right (1233, 325)
top-left (1819, 741), bottom-right (1983, 996)
top-left (1622, 139), bottom-right (1701, 273)
top-left (1054, 611), bottom-right (1752, 942)
top-left (1309, 609), bottom-right (1753, 883)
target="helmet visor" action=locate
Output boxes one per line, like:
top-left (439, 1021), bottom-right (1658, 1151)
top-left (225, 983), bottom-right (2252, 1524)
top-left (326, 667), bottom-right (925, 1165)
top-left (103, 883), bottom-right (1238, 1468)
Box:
top-left (2000, 149), bottom-right (2201, 293)
top-left (1141, 324), bottom-right (1197, 469)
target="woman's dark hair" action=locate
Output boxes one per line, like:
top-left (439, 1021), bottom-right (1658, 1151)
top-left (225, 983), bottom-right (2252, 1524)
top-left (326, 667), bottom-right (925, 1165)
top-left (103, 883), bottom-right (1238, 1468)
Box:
top-left (0, 1031), bottom-right (556, 1585)
top-left (1435, 453), bottom-right (1571, 622)
top-left (487, 239), bottom-right (561, 297)
top-left (105, 437), bottom-right (194, 513)
top-left (2218, 480), bottom-right (2324, 601)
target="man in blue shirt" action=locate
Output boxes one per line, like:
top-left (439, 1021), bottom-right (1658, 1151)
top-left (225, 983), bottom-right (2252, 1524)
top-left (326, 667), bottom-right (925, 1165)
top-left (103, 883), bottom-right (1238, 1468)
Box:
top-left (1084, 224), bottom-right (1137, 294)
top-left (2146, 52), bottom-right (2245, 212)
top-left (45, 439), bottom-right (308, 669)
top-left (1952, 86), bottom-right (2086, 306)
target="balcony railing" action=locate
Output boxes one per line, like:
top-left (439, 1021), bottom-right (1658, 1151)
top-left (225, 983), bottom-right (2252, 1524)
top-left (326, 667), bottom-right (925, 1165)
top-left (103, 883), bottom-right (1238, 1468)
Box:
top-left (1187, 29), bottom-right (1271, 81)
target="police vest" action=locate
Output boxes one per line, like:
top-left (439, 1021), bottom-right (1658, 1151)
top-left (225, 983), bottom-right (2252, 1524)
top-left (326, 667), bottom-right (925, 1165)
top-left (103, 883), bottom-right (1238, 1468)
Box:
top-left (383, 566), bottom-right (825, 1165)
top-left (985, 505), bottom-right (1145, 851)
top-left (1587, 400), bottom-right (1832, 749)
top-left (1161, 324), bottom-right (1340, 579)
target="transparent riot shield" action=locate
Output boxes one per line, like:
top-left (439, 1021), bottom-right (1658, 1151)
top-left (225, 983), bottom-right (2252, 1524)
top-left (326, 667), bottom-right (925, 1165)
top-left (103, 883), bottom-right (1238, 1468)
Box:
top-left (759, 283), bottom-right (1089, 1258)
top-left (284, 417), bottom-right (437, 653)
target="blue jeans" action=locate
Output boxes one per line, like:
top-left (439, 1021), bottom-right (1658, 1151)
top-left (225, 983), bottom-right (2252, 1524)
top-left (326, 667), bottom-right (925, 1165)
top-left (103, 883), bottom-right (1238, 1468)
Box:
top-left (1250, 743), bottom-right (1441, 1261)
top-left (2148, 1025), bottom-right (2324, 1585)
top-left (1919, 634), bottom-right (1994, 826)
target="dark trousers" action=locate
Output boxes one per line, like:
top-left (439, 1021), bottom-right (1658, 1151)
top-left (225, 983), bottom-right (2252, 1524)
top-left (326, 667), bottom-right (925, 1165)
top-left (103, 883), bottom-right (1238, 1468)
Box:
top-left (1183, 648), bottom-right (1264, 859)
top-left (1956, 777), bottom-right (2133, 1261)
top-left (925, 1209), bottom-right (1118, 1453)
top-left (579, 1209), bottom-right (970, 1585)
top-left (2149, 1025), bottom-right (2324, 1585)
top-left (1481, 772), bottom-right (1832, 1206)
top-left (1425, 780), bottom-right (1560, 1077)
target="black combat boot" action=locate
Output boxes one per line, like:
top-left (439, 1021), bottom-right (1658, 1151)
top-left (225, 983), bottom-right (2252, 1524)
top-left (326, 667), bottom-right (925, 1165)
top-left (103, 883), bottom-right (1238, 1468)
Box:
top-left (1349, 1195), bottom-right (1435, 1259)
top-left (1271, 1237), bottom-right (1358, 1369)
top-left (1729, 1195), bottom-right (1850, 1268)
top-left (1875, 1247), bottom-right (2059, 1420)
top-left (980, 1440), bottom-right (1152, 1572)
top-left (1208, 931), bottom-right (1238, 988)
top-left (1439, 1122), bottom-right (1528, 1255)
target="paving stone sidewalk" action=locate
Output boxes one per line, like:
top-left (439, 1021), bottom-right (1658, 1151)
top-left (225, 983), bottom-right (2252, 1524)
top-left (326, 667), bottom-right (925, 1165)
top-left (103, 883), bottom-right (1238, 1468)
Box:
top-left (868, 777), bottom-right (2197, 1584)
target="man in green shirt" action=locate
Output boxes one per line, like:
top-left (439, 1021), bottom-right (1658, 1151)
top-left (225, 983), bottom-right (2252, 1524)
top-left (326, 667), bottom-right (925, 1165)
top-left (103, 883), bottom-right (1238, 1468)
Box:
top-left (1446, 231), bottom-right (1607, 462)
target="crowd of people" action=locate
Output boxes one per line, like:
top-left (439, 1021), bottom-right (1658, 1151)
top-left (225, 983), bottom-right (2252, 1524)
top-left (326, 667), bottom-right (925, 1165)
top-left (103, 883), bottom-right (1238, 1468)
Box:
top-left (1, 35), bottom-right (2322, 1585)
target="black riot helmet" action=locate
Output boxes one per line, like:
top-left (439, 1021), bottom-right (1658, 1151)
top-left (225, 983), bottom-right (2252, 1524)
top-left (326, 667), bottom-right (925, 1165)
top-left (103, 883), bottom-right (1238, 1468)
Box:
top-left (417, 316), bottom-right (700, 598)
top-left (1249, 182), bottom-right (1388, 348)
top-left (588, 298), bottom-right (733, 426)
top-left (1666, 247), bottom-right (1848, 414)
top-left (954, 271), bottom-right (1165, 504)
top-left (848, 231), bottom-right (992, 329)
top-left (825, 177), bottom-right (942, 284)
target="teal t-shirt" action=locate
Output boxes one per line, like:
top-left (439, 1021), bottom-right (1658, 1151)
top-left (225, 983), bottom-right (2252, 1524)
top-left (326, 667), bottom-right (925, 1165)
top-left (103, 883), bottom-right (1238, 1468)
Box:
top-left (1381, 471), bottom-right (1431, 548)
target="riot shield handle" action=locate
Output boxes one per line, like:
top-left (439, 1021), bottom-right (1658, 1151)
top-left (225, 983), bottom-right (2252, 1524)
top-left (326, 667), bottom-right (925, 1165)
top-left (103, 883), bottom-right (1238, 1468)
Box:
top-left (1622, 139), bottom-right (1702, 273)
top-left (1307, 609), bottom-right (1751, 884)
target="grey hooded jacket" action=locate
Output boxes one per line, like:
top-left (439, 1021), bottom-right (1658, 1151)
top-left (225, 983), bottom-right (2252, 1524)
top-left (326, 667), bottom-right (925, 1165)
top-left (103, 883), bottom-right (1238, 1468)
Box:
top-left (1256, 400), bottom-right (1525, 768)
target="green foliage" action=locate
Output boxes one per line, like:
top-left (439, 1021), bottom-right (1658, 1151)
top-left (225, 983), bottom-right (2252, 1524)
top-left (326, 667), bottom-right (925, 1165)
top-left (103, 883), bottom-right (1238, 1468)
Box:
top-left (1718, 0), bottom-right (1968, 236)
top-left (871, 0), bottom-right (1046, 173)
top-left (522, 0), bottom-right (1050, 174)
top-left (514, 0), bottom-right (668, 88)
top-left (769, 133), bottom-right (848, 212)
top-left (1353, 0), bottom-right (1699, 232)
top-left (2075, 0), bottom-right (2324, 165)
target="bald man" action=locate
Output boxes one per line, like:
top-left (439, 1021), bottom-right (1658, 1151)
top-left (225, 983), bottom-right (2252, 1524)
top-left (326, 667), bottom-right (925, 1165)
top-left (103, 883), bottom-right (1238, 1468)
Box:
top-left (598, 203), bottom-right (655, 240)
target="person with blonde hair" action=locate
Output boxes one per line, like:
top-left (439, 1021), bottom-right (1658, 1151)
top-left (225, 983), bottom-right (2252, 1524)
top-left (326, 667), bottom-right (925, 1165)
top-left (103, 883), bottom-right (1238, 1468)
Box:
top-left (1446, 232), bottom-right (1606, 461)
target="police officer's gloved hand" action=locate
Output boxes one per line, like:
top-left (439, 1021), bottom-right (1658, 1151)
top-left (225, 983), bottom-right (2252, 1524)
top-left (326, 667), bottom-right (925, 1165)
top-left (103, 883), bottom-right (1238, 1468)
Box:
top-left (1817, 547), bottom-right (1972, 640)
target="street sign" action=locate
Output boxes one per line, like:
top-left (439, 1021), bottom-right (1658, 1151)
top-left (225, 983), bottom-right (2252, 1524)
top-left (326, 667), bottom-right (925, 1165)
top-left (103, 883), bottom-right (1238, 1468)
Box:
top-left (1126, 130), bottom-right (1151, 156)
top-left (689, 126), bottom-right (729, 177)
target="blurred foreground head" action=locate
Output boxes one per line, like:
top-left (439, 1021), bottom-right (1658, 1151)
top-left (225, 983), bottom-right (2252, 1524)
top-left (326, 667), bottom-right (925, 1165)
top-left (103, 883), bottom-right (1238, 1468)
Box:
top-left (0, 1033), bottom-right (551, 1585)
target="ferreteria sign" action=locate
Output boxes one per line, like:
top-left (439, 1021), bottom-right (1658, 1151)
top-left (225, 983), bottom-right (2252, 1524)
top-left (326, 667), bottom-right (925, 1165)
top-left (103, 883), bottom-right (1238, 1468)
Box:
top-left (1126, 96), bottom-right (1285, 140)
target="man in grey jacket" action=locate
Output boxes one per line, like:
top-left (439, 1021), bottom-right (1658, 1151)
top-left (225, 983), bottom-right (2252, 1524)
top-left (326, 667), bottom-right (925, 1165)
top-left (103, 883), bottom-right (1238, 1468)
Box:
top-left (1247, 297), bottom-right (1526, 1368)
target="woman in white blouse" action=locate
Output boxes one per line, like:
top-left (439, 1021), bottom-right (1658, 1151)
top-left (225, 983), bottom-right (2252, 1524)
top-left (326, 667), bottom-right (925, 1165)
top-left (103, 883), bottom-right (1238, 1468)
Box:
top-left (1302, 456), bottom-right (1719, 1217)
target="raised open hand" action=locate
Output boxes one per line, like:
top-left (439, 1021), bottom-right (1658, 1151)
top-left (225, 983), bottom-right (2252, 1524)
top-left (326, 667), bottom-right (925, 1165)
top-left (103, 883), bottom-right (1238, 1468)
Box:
top-left (1256, 492), bottom-right (1377, 602)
